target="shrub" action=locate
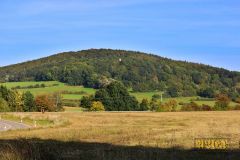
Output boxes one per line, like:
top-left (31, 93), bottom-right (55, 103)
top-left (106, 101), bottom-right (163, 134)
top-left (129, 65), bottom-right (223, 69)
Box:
top-left (157, 99), bottom-right (177, 112)
top-left (214, 94), bottom-right (230, 111)
top-left (168, 100), bottom-right (178, 111)
top-left (0, 98), bottom-right (10, 112)
top-left (12, 84), bottom-right (47, 90)
top-left (234, 105), bottom-right (240, 110)
top-left (80, 95), bottom-right (94, 108)
top-left (139, 99), bottom-right (149, 111)
top-left (227, 105), bottom-right (235, 111)
top-left (198, 88), bottom-right (215, 98)
top-left (152, 94), bottom-right (161, 100)
top-left (150, 99), bottom-right (159, 111)
top-left (235, 97), bottom-right (240, 104)
top-left (35, 95), bottom-right (56, 112)
top-left (157, 103), bottom-right (172, 112)
top-left (178, 101), bottom-right (184, 105)
top-left (90, 101), bottom-right (105, 111)
top-left (61, 91), bottom-right (87, 95)
top-left (40, 84), bottom-right (46, 88)
top-left (181, 102), bottom-right (201, 111)
top-left (201, 104), bottom-right (212, 111)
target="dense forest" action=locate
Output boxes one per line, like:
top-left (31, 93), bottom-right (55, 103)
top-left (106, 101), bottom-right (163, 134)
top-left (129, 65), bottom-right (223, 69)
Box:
top-left (0, 49), bottom-right (240, 98)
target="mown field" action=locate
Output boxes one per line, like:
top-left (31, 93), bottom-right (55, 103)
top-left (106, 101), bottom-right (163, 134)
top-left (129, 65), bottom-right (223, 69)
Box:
top-left (0, 81), bottom-right (95, 100)
top-left (1, 111), bottom-right (240, 159)
top-left (1, 81), bottom-right (238, 109)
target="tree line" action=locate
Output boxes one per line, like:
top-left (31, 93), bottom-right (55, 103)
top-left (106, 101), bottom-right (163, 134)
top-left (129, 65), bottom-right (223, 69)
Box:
top-left (0, 49), bottom-right (239, 99)
top-left (0, 86), bottom-right (63, 112)
top-left (1, 81), bottom-right (240, 113)
top-left (80, 81), bottom-right (240, 112)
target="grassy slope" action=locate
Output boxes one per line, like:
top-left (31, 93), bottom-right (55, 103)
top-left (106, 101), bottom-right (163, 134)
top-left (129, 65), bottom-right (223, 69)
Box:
top-left (1, 81), bottom-right (238, 108)
top-left (0, 81), bottom-right (95, 100)
top-left (1, 81), bottom-right (160, 101)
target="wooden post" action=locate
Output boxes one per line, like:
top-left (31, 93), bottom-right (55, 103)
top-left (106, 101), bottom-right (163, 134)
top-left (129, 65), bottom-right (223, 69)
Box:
top-left (41, 107), bottom-right (45, 114)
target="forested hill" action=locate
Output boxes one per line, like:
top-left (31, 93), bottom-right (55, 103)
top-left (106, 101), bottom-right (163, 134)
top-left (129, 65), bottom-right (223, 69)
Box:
top-left (0, 49), bottom-right (240, 97)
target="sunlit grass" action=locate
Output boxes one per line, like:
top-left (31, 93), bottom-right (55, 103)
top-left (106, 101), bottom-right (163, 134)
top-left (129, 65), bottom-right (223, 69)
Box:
top-left (1, 111), bottom-right (240, 149)
top-left (0, 113), bottom-right (67, 128)
top-left (0, 81), bottom-right (96, 100)
top-left (63, 107), bottom-right (83, 112)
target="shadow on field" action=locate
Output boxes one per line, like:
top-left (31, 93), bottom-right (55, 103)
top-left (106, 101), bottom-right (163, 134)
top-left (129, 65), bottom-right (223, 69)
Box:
top-left (0, 139), bottom-right (239, 160)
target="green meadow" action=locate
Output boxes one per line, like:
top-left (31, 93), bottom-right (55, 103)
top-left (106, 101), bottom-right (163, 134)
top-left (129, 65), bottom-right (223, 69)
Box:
top-left (0, 81), bottom-right (95, 100)
top-left (1, 81), bottom-right (238, 108)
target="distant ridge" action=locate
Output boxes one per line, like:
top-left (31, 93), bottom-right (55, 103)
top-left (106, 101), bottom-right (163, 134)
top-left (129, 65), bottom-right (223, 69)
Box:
top-left (0, 49), bottom-right (239, 97)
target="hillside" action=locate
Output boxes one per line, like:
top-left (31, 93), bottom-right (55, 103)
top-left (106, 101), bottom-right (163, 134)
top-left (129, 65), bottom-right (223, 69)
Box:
top-left (0, 49), bottom-right (239, 97)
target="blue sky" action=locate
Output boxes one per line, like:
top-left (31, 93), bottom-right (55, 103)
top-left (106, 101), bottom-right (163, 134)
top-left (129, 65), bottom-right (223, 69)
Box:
top-left (0, 0), bottom-right (240, 71)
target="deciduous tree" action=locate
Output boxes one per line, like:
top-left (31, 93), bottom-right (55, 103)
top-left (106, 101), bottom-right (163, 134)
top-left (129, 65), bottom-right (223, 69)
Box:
top-left (90, 101), bottom-right (105, 111)
top-left (95, 81), bottom-right (139, 111)
top-left (23, 91), bottom-right (36, 112)
top-left (214, 94), bottom-right (231, 110)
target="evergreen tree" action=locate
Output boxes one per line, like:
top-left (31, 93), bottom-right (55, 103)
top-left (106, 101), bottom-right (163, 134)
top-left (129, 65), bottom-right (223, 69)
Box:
top-left (23, 91), bottom-right (36, 112)
top-left (80, 95), bottom-right (94, 109)
top-left (167, 86), bottom-right (179, 97)
top-left (198, 88), bottom-right (215, 98)
top-left (140, 99), bottom-right (149, 111)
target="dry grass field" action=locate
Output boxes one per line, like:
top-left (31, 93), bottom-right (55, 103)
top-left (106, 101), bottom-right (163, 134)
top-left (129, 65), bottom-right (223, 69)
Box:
top-left (1, 111), bottom-right (240, 159)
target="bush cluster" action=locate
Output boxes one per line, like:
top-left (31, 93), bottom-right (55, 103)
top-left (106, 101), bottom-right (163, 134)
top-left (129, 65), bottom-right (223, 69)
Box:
top-left (181, 102), bottom-right (208, 111)
top-left (0, 85), bottom-right (63, 112)
top-left (81, 81), bottom-right (141, 111)
top-left (89, 101), bottom-right (105, 111)
top-left (157, 100), bottom-right (178, 112)
top-left (12, 84), bottom-right (46, 90)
